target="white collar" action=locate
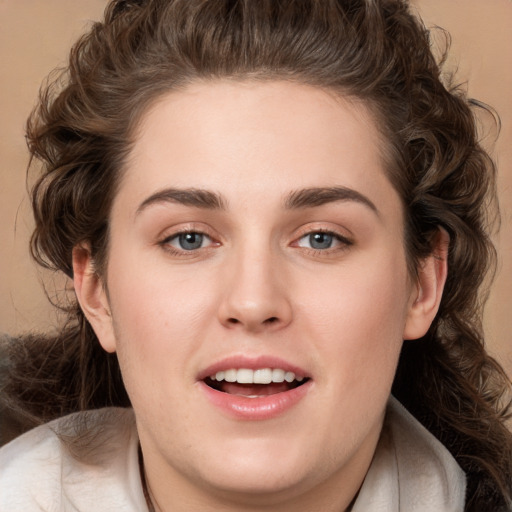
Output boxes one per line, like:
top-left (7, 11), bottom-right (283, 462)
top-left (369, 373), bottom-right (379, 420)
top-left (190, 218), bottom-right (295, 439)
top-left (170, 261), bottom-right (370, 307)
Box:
top-left (352, 397), bottom-right (466, 511)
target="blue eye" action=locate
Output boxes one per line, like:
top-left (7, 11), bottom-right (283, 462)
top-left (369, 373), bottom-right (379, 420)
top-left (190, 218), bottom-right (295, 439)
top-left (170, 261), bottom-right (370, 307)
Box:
top-left (297, 231), bottom-right (348, 250)
top-left (166, 232), bottom-right (211, 251)
top-left (308, 232), bottom-right (334, 249)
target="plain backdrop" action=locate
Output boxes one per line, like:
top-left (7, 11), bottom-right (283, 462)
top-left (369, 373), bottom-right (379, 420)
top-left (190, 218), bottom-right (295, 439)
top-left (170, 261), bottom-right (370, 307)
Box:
top-left (1, 0), bottom-right (511, 374)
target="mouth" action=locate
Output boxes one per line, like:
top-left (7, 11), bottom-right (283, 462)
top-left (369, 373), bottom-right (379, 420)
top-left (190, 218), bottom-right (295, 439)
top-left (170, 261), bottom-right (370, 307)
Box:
top-left (204, 368), bottom-right (309, 398)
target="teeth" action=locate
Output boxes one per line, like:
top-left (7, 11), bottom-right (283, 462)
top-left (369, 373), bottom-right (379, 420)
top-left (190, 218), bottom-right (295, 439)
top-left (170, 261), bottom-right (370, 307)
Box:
top-left (237, 369), bottom-right (253, 384)
top-left (208, 368), bottom-right (305, 384)
top-left (272, 369), bottom-right (285, 382)
top-left (254, 368), bottom-right (272, 384)
top-left (224, 369), bottom-right (237, 382)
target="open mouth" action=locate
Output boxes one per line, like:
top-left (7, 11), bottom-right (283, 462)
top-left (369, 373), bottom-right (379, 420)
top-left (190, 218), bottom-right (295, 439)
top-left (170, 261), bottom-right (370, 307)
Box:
top-left (204, 368), bottom-right (309, 398)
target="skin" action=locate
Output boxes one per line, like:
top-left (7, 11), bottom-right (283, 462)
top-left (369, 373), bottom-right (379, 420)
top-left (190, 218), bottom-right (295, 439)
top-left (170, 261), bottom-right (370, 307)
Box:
top-left (73, 81), bottom-right (447, 512)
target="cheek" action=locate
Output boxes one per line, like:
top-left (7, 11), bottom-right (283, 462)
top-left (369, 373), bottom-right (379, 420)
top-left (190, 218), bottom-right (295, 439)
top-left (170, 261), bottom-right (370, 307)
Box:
top-left (301, 254), bottom-right (411, 380)
top-left (107, 243), bottom-right (217, 332)
top-left (104, 252), bottom-right (220, 393)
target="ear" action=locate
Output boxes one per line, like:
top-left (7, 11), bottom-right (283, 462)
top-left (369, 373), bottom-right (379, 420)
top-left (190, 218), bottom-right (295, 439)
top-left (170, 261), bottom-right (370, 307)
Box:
top-left (403, 228), bottom-right (449, 341)
top-left (72, 244), bottom-right (117, 353)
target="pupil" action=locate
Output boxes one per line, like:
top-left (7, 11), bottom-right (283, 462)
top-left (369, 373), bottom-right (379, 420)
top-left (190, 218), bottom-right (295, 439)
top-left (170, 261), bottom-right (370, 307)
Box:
top-left (179, 233), bottom-right (203, 250)
top-left (310, 233), bottom-right (332, 250)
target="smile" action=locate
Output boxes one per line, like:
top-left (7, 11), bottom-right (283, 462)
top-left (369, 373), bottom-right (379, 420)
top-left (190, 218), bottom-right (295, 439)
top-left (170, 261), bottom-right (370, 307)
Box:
top-left (205, 368), bottom-right (308, 398)
top-left (198, 358), bottom-right (312, 420)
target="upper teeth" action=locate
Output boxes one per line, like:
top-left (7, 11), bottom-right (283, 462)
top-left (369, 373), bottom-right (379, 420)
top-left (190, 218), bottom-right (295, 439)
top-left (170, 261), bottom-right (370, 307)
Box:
top-left (209, 368), bottom-right (304, 384)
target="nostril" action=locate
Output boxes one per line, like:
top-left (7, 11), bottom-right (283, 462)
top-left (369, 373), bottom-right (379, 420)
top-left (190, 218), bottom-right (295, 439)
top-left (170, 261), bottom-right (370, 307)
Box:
top-left (223, 315), bottom-right (284, 329)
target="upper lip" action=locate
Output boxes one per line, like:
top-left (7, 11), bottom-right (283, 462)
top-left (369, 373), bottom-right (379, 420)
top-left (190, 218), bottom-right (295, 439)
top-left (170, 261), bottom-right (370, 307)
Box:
top-left (197, 354), bottom-right (310, 381)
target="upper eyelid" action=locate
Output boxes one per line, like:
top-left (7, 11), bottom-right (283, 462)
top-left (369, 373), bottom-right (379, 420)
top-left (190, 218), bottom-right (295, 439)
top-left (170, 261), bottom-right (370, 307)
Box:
top-left (159, 223), bottom-right (218, 241)
top-left (298, 228), bottom-right (348, 237)
top-left (294, 225), bottom-right (353, 242)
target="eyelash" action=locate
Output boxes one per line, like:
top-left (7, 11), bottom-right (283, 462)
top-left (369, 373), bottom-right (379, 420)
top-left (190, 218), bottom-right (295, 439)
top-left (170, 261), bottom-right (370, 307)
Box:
top-left (158, 228), bottom-right (353, 257)
top-left (159, 229), bottom-right (218, 257)
top-left (293, 229), bottom-right (353, 255)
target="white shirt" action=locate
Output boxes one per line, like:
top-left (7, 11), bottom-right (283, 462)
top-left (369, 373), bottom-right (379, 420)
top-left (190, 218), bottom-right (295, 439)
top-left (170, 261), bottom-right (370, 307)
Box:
top-left (0, 397), bottom-right (465, 511)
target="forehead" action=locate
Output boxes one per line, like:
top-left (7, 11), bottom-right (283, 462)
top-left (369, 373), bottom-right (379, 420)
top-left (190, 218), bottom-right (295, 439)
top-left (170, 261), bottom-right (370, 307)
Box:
top-left (119, 80), bottom-right (397, 214)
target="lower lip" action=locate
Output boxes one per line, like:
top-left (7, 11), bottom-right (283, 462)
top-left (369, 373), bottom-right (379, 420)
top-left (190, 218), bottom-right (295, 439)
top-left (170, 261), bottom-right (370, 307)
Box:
top-left (198, 380), bottom-right (312, 421)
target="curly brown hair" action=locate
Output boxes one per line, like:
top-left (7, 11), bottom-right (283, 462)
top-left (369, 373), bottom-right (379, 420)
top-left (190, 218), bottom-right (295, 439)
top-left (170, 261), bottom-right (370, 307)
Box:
top-left (3, 0), bottom-right (511, 510)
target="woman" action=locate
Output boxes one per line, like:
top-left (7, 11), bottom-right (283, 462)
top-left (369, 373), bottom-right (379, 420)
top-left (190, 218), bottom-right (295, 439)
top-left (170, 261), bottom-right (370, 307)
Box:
top-left (1, 0), bottom-right (511, 510)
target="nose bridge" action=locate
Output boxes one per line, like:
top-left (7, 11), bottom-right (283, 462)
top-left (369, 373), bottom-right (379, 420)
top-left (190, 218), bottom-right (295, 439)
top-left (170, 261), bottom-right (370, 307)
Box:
top-left (218, 235), bottom-right (292, 332)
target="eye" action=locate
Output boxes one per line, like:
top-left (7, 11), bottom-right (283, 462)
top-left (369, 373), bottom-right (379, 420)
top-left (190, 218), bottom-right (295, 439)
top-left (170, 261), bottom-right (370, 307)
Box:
top-left (295, 231), bottom-right (351, 250)
top-left (299, 232), bottom-right (334, 250)
top-left (165, 232), bottom-right (213, 251)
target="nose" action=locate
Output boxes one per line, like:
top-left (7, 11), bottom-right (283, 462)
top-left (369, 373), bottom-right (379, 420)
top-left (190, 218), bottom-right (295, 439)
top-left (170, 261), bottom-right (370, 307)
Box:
top-left (217, 247), bottom-right (293, 333)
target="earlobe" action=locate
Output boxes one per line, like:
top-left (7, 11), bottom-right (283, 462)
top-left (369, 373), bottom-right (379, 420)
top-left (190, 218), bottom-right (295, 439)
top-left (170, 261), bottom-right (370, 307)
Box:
top-left (403, 228), bottom-right (449, 341)
top-left (72, 245), bottom-right (117, 353)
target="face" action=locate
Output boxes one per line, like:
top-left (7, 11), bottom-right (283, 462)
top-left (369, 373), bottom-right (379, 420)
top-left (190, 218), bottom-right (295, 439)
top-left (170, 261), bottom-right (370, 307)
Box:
top-left (77, 81), bottom-right (441, 510)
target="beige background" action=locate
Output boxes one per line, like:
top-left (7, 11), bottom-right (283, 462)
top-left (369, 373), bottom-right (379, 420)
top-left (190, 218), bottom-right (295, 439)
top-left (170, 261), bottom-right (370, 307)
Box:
top-left (1, 1), bottom-right (511, 374)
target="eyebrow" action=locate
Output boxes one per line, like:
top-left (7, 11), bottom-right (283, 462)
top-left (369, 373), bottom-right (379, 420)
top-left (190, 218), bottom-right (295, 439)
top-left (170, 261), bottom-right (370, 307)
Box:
top-left (284, 186), bottom-right (378, 214)
top-left (136, 185), bottom-right (378, 216)
top-left (136, 188), bottom-right (227, 214)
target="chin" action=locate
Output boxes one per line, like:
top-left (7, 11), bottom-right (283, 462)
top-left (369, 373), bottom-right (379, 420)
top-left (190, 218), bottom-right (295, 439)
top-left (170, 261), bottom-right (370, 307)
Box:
top-left (200, 468), bottom-right (313, 506)
top-left (191, 442), bottom-right (316, 497)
